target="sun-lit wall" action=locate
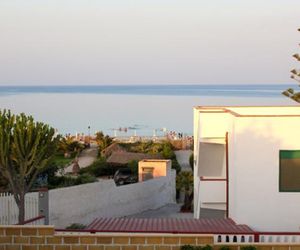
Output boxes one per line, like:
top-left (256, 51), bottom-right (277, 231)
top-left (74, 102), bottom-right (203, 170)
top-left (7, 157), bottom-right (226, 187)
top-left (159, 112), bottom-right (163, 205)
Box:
top-left (194, 106), bottom-right (300, 231)
top-left (138, 159), bottom-right (171, 182)
top-left (229, 115), bottom-right (300, 231)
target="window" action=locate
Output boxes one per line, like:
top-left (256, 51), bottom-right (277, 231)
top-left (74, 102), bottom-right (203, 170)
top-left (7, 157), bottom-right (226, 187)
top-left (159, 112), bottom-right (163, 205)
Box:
top-left (142, 167), bottom-right (154, 181)
top-left (279, 150), bottom-right (300, 192)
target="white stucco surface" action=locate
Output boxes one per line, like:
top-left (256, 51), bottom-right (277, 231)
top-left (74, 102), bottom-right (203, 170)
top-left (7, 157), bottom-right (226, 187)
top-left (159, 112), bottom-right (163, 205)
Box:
top-left (229, 116), bottom-right (300, 231)
top-left (49, 170), bottom-right (176, 228)
top-left (194, 106), bottom-right (300, 231)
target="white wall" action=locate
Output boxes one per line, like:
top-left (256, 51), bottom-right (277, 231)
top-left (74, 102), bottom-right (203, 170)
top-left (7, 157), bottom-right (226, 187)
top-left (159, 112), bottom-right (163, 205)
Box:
top-left (193, 108), bottom-right (230, 218)
top-left (229, 116), bottom-right (300, 231)
top-left (49, 170), bottom-right (176, 228)
top-left (198, 112), bottom-right (231, 139)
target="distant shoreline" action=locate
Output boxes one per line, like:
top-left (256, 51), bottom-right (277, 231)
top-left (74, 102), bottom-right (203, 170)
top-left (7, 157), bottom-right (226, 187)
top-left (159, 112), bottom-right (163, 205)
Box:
top-left (0, 84), bottom-right (290, 98)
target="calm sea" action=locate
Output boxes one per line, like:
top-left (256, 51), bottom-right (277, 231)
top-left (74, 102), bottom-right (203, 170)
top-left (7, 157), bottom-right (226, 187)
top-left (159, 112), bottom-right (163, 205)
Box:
top-left (0, 85), bottom-right (294, 136)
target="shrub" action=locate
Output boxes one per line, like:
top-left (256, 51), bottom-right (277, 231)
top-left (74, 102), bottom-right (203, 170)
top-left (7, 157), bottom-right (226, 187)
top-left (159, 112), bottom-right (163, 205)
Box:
top-left (202, 245), bottom-right (213, 250)
top-left (75, 173), bottom-right (97, 184)
top-left (180, 245), bottom-right (213, 250)
top-left (181, 245), bottom-right (194, 250)
top-left (79, 158), bottom-right (112, 177)
top-left (219, 246), bottom-right (231, 250)
top-left (162, 143), bottom-right (176, 159)
top-left (46, 173), bottom-right (96, 189)
top-left (66, 223), bottom-right (86, 229)
top-left (172, 159), bottom-right (181, 173)
top-left (128, 160), bottom-right (138, 176)
top-left (241, 246), bottom-right (257, 250)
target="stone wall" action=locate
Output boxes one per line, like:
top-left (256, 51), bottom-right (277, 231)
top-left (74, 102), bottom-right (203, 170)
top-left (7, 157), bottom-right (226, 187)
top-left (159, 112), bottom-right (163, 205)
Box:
top-left (0, 226), bottom-right (213, 250)
top-left (1, 226), bottom-right (300, 250)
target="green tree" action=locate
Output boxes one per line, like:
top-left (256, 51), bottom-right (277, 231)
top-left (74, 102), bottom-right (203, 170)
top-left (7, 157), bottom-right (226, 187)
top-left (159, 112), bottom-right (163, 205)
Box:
top-left (128, 160), bottom-right (138, 176)
top-left (0, 110), bottom-right (59, 224)
top-left (95, 131), bottom-right (113, 151)
top-left (58, 136), bottom-right (83, 158)
top-left (176, 171), bottom-right (193, 212)
top-left (282, 28), bottom-right (300, 102)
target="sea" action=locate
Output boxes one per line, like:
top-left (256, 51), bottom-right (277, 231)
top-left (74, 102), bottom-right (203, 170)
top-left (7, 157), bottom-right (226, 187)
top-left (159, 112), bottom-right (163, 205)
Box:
top-left (0, 84), bottom-right (295, 137)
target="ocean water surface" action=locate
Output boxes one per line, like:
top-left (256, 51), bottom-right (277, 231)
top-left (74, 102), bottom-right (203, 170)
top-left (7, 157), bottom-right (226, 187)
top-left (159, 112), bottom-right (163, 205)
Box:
top-left (0, 85), bottom-right (294, 136)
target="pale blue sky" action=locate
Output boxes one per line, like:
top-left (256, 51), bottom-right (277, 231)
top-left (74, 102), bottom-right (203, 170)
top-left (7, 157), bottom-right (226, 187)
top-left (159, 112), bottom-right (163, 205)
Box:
top-left (0, 0), bottom-right (299, 85)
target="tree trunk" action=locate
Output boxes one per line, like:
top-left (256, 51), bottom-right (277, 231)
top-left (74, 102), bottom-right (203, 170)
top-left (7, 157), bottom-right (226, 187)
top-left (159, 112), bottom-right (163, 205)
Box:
top-left (17, 192), bottom-right (25, 224)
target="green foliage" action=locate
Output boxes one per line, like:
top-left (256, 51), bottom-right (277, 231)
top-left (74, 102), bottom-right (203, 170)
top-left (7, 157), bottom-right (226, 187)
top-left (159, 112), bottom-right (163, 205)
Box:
top-left (171, 159), bottom-right (181, 173)
top-left (180, 245), bottom-right (213, 250)
top-left (181, 245), bottom-right (194, 250)
top-left (0, 110), bottom-right (60, 223)
top-left (189, 153), bottom-right (194, 170)
top-left (202, 245), bottom-right (213, 250)
top-left (66, 223), bottom-right (86, 229)
top-left (76, 173), bottom-right (97, 184)
top-left (117, 140), bottom-right (181, 173)
top-left (219, 246), bottom-right (231, 250)
top-left (177, 171), bottom-right (193, 192)
top-left (52, 154), bottom-right (74, 168)
top-left (58, 136), bottom-right (83, 157)
top-left (96, 131), bottom-right (113, 151)
top-left (47, 173), bottom-right (96, 189)
top-left (162, 142), bottom-right (176, 159)
top-left (79, 158), bottom-right (111, 177)
top-left (176, 171), bottom-right (194, 211)
top-left (240, 246), bottom-right (257, 250)
top-left (128, 160), bottom-right (138, 176)
top-left (161, 142), bottom-right (181, 173)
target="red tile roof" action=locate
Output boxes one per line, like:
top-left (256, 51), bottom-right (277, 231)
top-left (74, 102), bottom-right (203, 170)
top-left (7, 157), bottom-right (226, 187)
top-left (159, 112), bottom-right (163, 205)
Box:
top-left (86, 218), bottom-right (254, 234)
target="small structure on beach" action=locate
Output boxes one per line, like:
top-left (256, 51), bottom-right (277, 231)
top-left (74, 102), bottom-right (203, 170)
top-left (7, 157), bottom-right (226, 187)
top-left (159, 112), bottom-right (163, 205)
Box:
top-left (138, 159), bottom-right (171, 182)
top-left (194, 106), bottom-right (300, 231)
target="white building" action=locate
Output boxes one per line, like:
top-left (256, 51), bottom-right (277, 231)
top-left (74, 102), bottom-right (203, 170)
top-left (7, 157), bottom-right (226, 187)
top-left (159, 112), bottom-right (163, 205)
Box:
top-left (194, 106), bottom-right (300, 231)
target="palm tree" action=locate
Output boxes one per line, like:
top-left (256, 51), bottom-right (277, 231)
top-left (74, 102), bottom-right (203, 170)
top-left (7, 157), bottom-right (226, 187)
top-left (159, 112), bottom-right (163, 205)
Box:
top-left (176, 171), bottom-right (193, 212)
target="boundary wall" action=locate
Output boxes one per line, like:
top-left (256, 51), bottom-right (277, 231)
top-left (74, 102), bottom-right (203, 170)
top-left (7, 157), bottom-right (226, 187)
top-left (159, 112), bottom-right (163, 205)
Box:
top-left (2, 226), bottom-right (300, 250)
top-left (50, 171), bottom-right (176, 227)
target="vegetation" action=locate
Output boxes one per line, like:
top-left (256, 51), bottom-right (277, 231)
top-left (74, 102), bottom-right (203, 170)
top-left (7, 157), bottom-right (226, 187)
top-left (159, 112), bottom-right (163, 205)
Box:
top-left (180, 245), bottom-right (213, 250)
top-left (52, 154), bottom-right (74, 168)
top-left (96, 131), bottom-right (113, 151)
top-left (189, 153), bottom-right (194, 170)
top-left (219, 247), bottom-right (231, 250)
top-left (240, 247), bottom-right (257, 250)
top-left (58, 135), bottom-right (83, 158)
top-left (0, 110), bottom-right (60, 223)
top-left (0, 172), bottom-right (8, 192)
top-left (128, 160), bottom-right (139, 177)
top-left (176, 171), bottom-right (194, 212)
top-left (79, 158), bottom-right (112, 177)
top-left (118, 140), bottom-right (181, 173)
top-left (282, 28), bottom-right (300, 102)
top-left (44, 172), bottom-right (96, 189)
top-left (66, 223), bottom-right (86, 229)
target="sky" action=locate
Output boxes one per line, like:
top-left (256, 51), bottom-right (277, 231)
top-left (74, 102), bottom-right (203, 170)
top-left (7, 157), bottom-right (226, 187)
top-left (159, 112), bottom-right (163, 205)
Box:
top-left (0, 0), bottom-right (299, 86)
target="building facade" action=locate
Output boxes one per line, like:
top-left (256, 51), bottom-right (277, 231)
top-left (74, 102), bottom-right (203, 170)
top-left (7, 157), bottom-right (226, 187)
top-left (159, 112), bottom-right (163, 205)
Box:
top-left (194, 106), bottom-right (300, 231)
